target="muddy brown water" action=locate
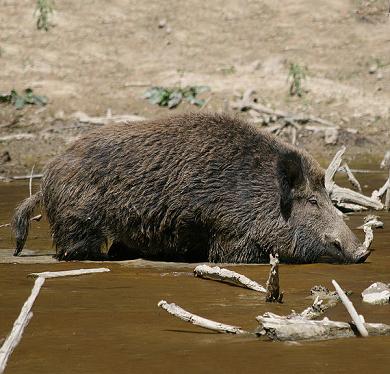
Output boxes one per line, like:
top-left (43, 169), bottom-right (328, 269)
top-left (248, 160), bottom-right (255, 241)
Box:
top-left (0, 175), bottom-right (389, 374)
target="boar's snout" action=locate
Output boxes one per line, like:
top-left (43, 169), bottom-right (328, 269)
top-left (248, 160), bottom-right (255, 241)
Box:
top-left (354, 248), bottom-right (371, 263)
top-left (324, 233), bottom-right (371, 264)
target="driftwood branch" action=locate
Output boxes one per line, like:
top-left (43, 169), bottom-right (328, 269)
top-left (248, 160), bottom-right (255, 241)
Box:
top-left (359, 215), bottom-right (384, 229)
top-left (325, 146), bottom-right (345, 190)
top-left (332, 280), bottom-right (368, 337)
top-left (336, 203), bottom-right (367, 212)
top-left (265, 254), bottom-right (283, 303)
top-left (362, 225), bottom-right (374, 250)
top-left (0, 268), bottom-right (110, 373)
top-left (28, 268), bottom-right (110, 279)
top-left (0, 277), bottom-right (45, 374)
top-left (193, 265), bottom-right (266, 292)
top-left (158, 282), bottom-right (390, 342)
top-left (157, 300), bottom-right (248, 335)
top-left (371, 179), bottom-right (390, 201)
top-left (362, 282), bottom-right (390, 305)
top-left (256, 314), bottom-right (390, 341)
top-left (343, 163), bottom-right (362, 192)
top-left (325, 147), bottom-right (384, 210)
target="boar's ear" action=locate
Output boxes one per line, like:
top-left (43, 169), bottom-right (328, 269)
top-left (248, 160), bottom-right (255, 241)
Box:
top-left (277, 151), bottom-right (304, 220)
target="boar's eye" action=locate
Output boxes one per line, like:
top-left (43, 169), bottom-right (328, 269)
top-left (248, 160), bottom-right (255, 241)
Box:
top-left (308, 196), bottom-right (318, 206)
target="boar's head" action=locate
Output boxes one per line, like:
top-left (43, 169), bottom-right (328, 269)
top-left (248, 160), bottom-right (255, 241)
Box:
top-left (275, 151), bottom-right (370, 264)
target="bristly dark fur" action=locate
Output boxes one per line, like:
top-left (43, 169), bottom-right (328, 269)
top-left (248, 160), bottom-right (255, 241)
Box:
top-left (12, 112), bottom-right (365, 263)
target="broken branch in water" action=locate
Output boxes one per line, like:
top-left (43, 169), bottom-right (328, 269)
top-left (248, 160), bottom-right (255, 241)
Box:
top-left (361, 282), bottom-right (390, 305)
top-left (356, 215), bottom-right (383, 250)
top-left (157, 300), bottom-right (248, 335)
top-left (255, 313), bottom-right (390, 341)
top-left (371, 179), bottom-right (390, 202)
top-left (332, 280), bottom-right (368, 337)
top-left (28, 268), bottom-right (110, 279)
top-left (342, 162), bottom-right (362, 192)
top-left (359, 215), bottom-right (384, 229)
top-left (265, 254), bottom-right (283, 303)
top-left (325, 147), bottom-right (384, 211)
top-left (0, 277), bottom-right (44, 374)
top-left (0, 268), bottom-right (110, 373)
top-left (362, 224), bottom-right (374, 250)
top-left (193, 264), bottom-right (266, 292)
top-left (158, 281), bottom-right (390, 342)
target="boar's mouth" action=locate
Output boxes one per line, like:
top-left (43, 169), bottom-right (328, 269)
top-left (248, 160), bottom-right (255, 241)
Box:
top-left (318, 243), bottom-right (371, 264)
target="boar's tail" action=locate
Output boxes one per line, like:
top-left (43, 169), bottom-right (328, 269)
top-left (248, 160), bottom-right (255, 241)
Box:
top-left (12, 191), bottom-right (42, 256)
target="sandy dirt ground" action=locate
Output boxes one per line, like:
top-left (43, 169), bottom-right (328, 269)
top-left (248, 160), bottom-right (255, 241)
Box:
top-left (0, 0), bottom-right (389, 175)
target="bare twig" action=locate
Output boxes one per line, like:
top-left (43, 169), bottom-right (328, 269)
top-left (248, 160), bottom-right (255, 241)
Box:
top-left (193, 265), bottom-right (266, 292)
top-left (332, 280), bottom-right (368, 337)
top-left (29, 165), bottom-right (35, 197)
top-left (0, 134), bottom-right (35, 142)
top-left (157, 300), bottom-right (248, 334)
top-left (343, 163), bottom-right (362, 192)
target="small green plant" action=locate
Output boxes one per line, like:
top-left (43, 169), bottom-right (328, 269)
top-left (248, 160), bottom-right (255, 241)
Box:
top-left (287, 63), bottom-right (307, 97)
top-left (144, 86), bottom-right (210, 109)
top-left (35, 0), bottom-right (54, 31)
top-left (0, 88), bottom-right (48, 109)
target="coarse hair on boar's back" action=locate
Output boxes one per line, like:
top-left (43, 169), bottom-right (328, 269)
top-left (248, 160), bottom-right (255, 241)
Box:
top-left (12, 113), bottom-right (370, 264)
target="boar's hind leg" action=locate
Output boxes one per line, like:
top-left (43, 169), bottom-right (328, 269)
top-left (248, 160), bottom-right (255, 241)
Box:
top-left (52, 224), bottom-right (106, 261)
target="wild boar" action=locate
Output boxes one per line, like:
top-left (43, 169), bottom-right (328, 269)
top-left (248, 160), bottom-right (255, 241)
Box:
top-left (12, 113), bottom-right (370, 263)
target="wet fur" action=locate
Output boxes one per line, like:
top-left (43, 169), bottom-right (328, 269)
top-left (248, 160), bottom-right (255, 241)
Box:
top-left (12, 113), bottom-right (351, 263)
